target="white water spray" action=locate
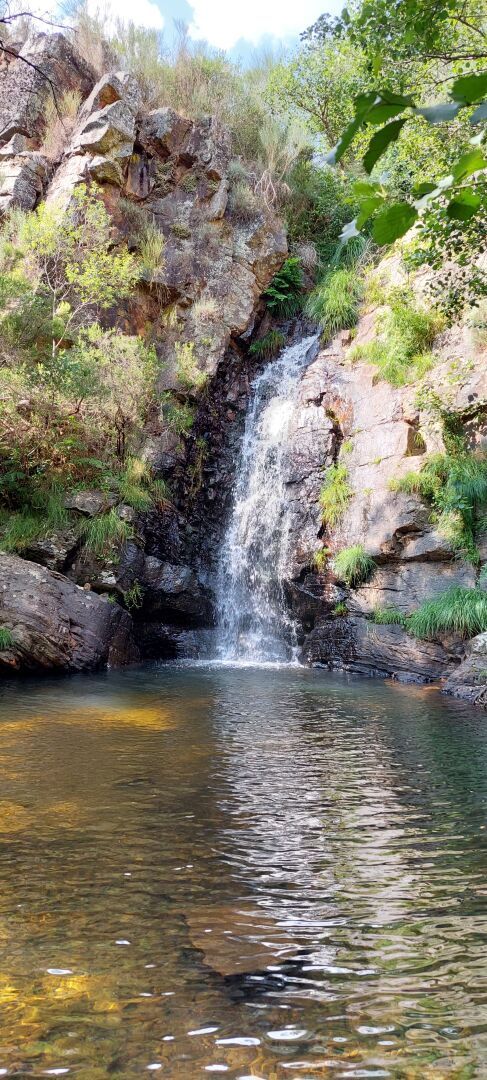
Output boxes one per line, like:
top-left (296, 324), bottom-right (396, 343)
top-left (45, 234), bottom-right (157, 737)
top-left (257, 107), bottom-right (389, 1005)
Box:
top-left (215, 335), bottom-right (318, 664)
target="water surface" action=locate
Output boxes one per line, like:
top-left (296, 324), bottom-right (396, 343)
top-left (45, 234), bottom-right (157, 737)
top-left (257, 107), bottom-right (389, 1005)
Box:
top-left (0, 664), bottom-right (486, 1078)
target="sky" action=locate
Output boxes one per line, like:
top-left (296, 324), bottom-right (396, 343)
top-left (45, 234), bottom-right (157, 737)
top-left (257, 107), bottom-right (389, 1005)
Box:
top-left (76, 0), bottom-right (342, 61)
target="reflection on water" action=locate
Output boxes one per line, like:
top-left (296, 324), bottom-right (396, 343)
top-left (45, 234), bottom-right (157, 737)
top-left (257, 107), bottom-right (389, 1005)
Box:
top-left (0, 665), bottom-right (486, 1078)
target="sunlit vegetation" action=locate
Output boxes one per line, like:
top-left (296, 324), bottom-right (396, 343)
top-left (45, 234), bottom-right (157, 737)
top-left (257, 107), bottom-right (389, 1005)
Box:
top-left (371, 587), bottom-right (487, 639)
top-left (0, 627), bottom-right (14, 650)
top-left (391, 452), bottom-right (487, 563)
top-left (174, 341), bottom-right (208, 392)
top-left (349, 289), bottom-right (443, 386)
top-left (263, 257), bottom-right (304, 318)
top-left (319, 464), bottom-right (353, 527)
top-left (306, 267), bottom-right (363, 339)
top-left (78, 510), bottom-right (133, 557)
top-left (333, 544), bottom-right (376, 587)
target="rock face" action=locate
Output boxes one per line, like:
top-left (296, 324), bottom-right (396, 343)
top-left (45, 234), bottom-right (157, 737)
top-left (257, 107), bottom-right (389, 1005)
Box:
top-left (0, 554), bottom-right (138, 672)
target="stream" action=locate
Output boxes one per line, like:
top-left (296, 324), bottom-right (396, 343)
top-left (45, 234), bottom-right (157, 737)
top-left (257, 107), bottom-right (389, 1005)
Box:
top-left (0, 663), bottom-right (486, 1077)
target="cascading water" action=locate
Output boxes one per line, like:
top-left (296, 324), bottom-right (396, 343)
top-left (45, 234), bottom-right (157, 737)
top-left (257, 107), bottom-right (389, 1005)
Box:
top-left (215, 335), bottom-right (319, 664)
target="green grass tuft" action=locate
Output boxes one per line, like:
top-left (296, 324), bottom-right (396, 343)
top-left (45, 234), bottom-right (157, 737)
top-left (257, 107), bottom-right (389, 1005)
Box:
top-left (79, 510), bottom-right (132, 556)
top-left (333, 544), bottom-right (376, 587)
top-left (349, 288), bottom-right (443, 387)
top-left (0, 626), bottom-right (14, 650)
top-left (306, 268), bottom-right (362, 339)
top-left (319, 464), bottom-right (352, 528)
top-left (371, 607), bottom-right (407, 626)
top-left (407, 587), bottom-right (487, 640)
top-left (249, 330), bottom-right (286, 360)
top-left (391, 452), bottom-right (487, 564)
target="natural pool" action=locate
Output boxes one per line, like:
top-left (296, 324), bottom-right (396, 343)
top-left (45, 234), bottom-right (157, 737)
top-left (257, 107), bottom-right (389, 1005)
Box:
top-left (0, 664), bottom-right (485, 1078)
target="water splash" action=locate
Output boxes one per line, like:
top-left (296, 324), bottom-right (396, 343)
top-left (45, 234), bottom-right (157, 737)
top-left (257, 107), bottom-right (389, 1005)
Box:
top-left (215, 335), bottom-right (319, 663)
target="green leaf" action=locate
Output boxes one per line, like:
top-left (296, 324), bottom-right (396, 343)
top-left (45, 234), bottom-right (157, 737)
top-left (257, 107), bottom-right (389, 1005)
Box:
top-left (446, 190), bottom-right (482, 221)
top-left (451, 147), bottom-right (487, 182)
top-left (353, 180), bottom-right (382, 198)
top-left (451, 71), bottom-right (487, 105)
top-left (372, 202), bottom-right (418, 245)
top-left (413, 182), bottom-right (436, 197)
top-left (363, 118), bottom-right (407, 174)
top-left (366, 103), bottom-right (406, 124)
top-left (470, 100), bottom-right (487, 124)
top-left (377, 90), bottom-right (414, 107)
top-left (415, 102), bottom-right (462, 124)
top-left (356, 195), bottom-right (384, 228)
top-left (326, 91), bottom-right (377, 164)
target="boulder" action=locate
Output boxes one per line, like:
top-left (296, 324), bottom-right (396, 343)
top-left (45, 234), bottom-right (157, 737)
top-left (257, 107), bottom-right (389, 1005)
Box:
top-left (140, 556), bottom-right (211, 623)
top-left (302, 615), bottom-right (458, 683)
top-left (443, 633), bottom-right (487, 705)
top-left (138, 108), bottom-right (192, 159)
top-left (71, 99), bottom-right (136, 159)
top-left (0, 553), bottom-right (138, 672)
top-left (0, 32), bottom-right (94, 147)
top-left (64, 490), bottom-right (118, 516)
top-left (23, 527), bottom-right (79, 572)
top-left (348, 562), bottom-right (477, 617)
top-left (0, 149), bottom-right (48, 215)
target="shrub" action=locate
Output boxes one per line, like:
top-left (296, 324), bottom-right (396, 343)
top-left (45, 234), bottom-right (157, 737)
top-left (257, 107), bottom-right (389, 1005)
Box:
top-left (333, 544), bottom-right (376, 587)
top-left (161, 394), bottom-right (195, 436)
top-left (227, 179), bottom-right (261, 223)
top-left (79, 510), bottom-right (133, 557)
top-left (306, 268), bottom-right (363, 339)
top-left (391, 452), bottom-right (487, 563)
top-left (319, 463), bottom-right (352, 527)
top-left (0, 627), bottom-right (14, 651)
top-left (407, 587), bottom-right (487, 640)
top-left (264, 257), bottom-right (303, 318)
top-left (249, 330), bottom-right (285, 360)
top-left (174, 341), bottom-right (207, 392)
top-left (138, 220), bottom-right (165, 280)
top-left (0, 488), bottom-right (69, 552)
top-left (350, 289), bottom-right (443, 387)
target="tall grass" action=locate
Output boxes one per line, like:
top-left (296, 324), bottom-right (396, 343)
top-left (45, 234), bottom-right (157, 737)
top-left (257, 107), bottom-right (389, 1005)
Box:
top-left (249, 330), bottom-right (285, 360)
top-left (350, 288), bottom-right (443, 386)
top-left (408, 587), bottom-right (487, 639)
top-left (306, 268), bottom-right (363, 339)
top-left (319, 464), bottom-right (352, 527)
top-left (0, 627), bottom-right (14, 651)
top-left (79, 510), bottom-right (133, 556)
top-left (333, 544), bottom-right (376, 587)
top-left (391, 452), bottom-right (487, 563)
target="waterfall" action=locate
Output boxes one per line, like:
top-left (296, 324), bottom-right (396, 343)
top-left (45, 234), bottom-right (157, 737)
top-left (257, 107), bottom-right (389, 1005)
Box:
top-left (215, 335), bottom-right (319, 664)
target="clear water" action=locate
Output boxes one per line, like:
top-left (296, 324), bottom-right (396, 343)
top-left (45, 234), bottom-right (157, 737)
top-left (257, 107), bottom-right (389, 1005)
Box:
top-left (0, 663), bottom-right (486, 1078)
top-left (216, 336), bottom-right (318, 663)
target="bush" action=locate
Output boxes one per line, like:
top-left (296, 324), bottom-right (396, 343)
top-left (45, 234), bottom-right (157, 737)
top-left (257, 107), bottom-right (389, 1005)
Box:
top-left (333, 544), bottom-right (376, 587)
top-left (79, 510), bottom-right (133, 557)
top-left (350, 288), bottom-right (443, 387)
top-left (0, 627), bottom-right (14, 650)
top-left (408, 587), bottom-right (487, 640)
top-left (306, 268), bottom-right (363, 339)
top-left (319, 463), bottom-right (352, 527)
top-left (161, 394), bottom-right (195, 436)
top-left (249, 330), bottom-right (286, 360)
top-left (0, 488), bottom-right (69, 552)
top-left (391, 452), bottom-right (487, 563)
top-left (264, 257), bottom-right (303, 318)
top-left (174, 341), bottom-right (207, 392)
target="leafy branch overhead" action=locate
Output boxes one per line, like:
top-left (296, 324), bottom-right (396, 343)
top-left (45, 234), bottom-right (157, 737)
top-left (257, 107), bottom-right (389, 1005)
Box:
top-left (328, 70), bottom-right (487, 244)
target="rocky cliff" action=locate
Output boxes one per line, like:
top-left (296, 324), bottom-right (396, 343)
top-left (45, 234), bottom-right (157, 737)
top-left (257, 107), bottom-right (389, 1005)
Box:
top-left (0, 30), bottom-right (486, 706)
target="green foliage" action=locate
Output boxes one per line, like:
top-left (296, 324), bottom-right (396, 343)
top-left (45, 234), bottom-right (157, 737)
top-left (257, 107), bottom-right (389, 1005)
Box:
top-left (161, 394), bottom-right (195, 436)
top-left (0, 627), bottom-right (14, 651)
top-left (117, 456), bottom-right (166, 511)
top-left (123, 581), bottom-right (144, 610)
top-left (174, 341), bottom-right (208, 391)
top-left (0, 488), bottom-right (69, 552)
top-left (138, 220), bottom-right (165, 280)
top-left (408, 587), bottom-right (487, 640)
top-left (264, 258), bottom-right (304, 318)
top-left (313, 548), bottom-right (329, 571)
top-left (284, 160), bottom-right (360, 264)
top-left (391, 452), bottom-right (487, 563)
top-left (319, 463), bottom-right (353, 527)
top-left (79, 510), bottom-right (133, 557)
top-left (333, 602), bottom-right (348, 616)
top-left (333, 544), bottom-right (376, 587)
top-left (249, 330), bottom-right (286, 359)
top-left (350, 289), bottom-right (442, 386)
top-left (306, 268), bottom-right (363, 338)
top-left (371, 607), bottom-right (407, 626)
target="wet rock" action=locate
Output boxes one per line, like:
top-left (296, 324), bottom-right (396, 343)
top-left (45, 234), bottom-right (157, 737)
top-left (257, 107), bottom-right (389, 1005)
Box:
top-left (303, 615), bottom-right (458, 683)
top-left (23, 527), bottom-right (79, 572)
top-left (0, 553), bottom-right (138, 672)
top-left (140, 556), bottom-right (211, 622)
top-left (443, 633), bottom-right (487, 706)
top-left (349, 562), bottom-right (476, 618)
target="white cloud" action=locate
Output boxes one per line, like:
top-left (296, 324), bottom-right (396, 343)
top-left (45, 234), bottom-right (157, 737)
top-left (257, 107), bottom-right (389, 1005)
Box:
top-left (187, 0), bottom-right (332, 50)
top-left (86, 0), bottom-right (164, 31)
